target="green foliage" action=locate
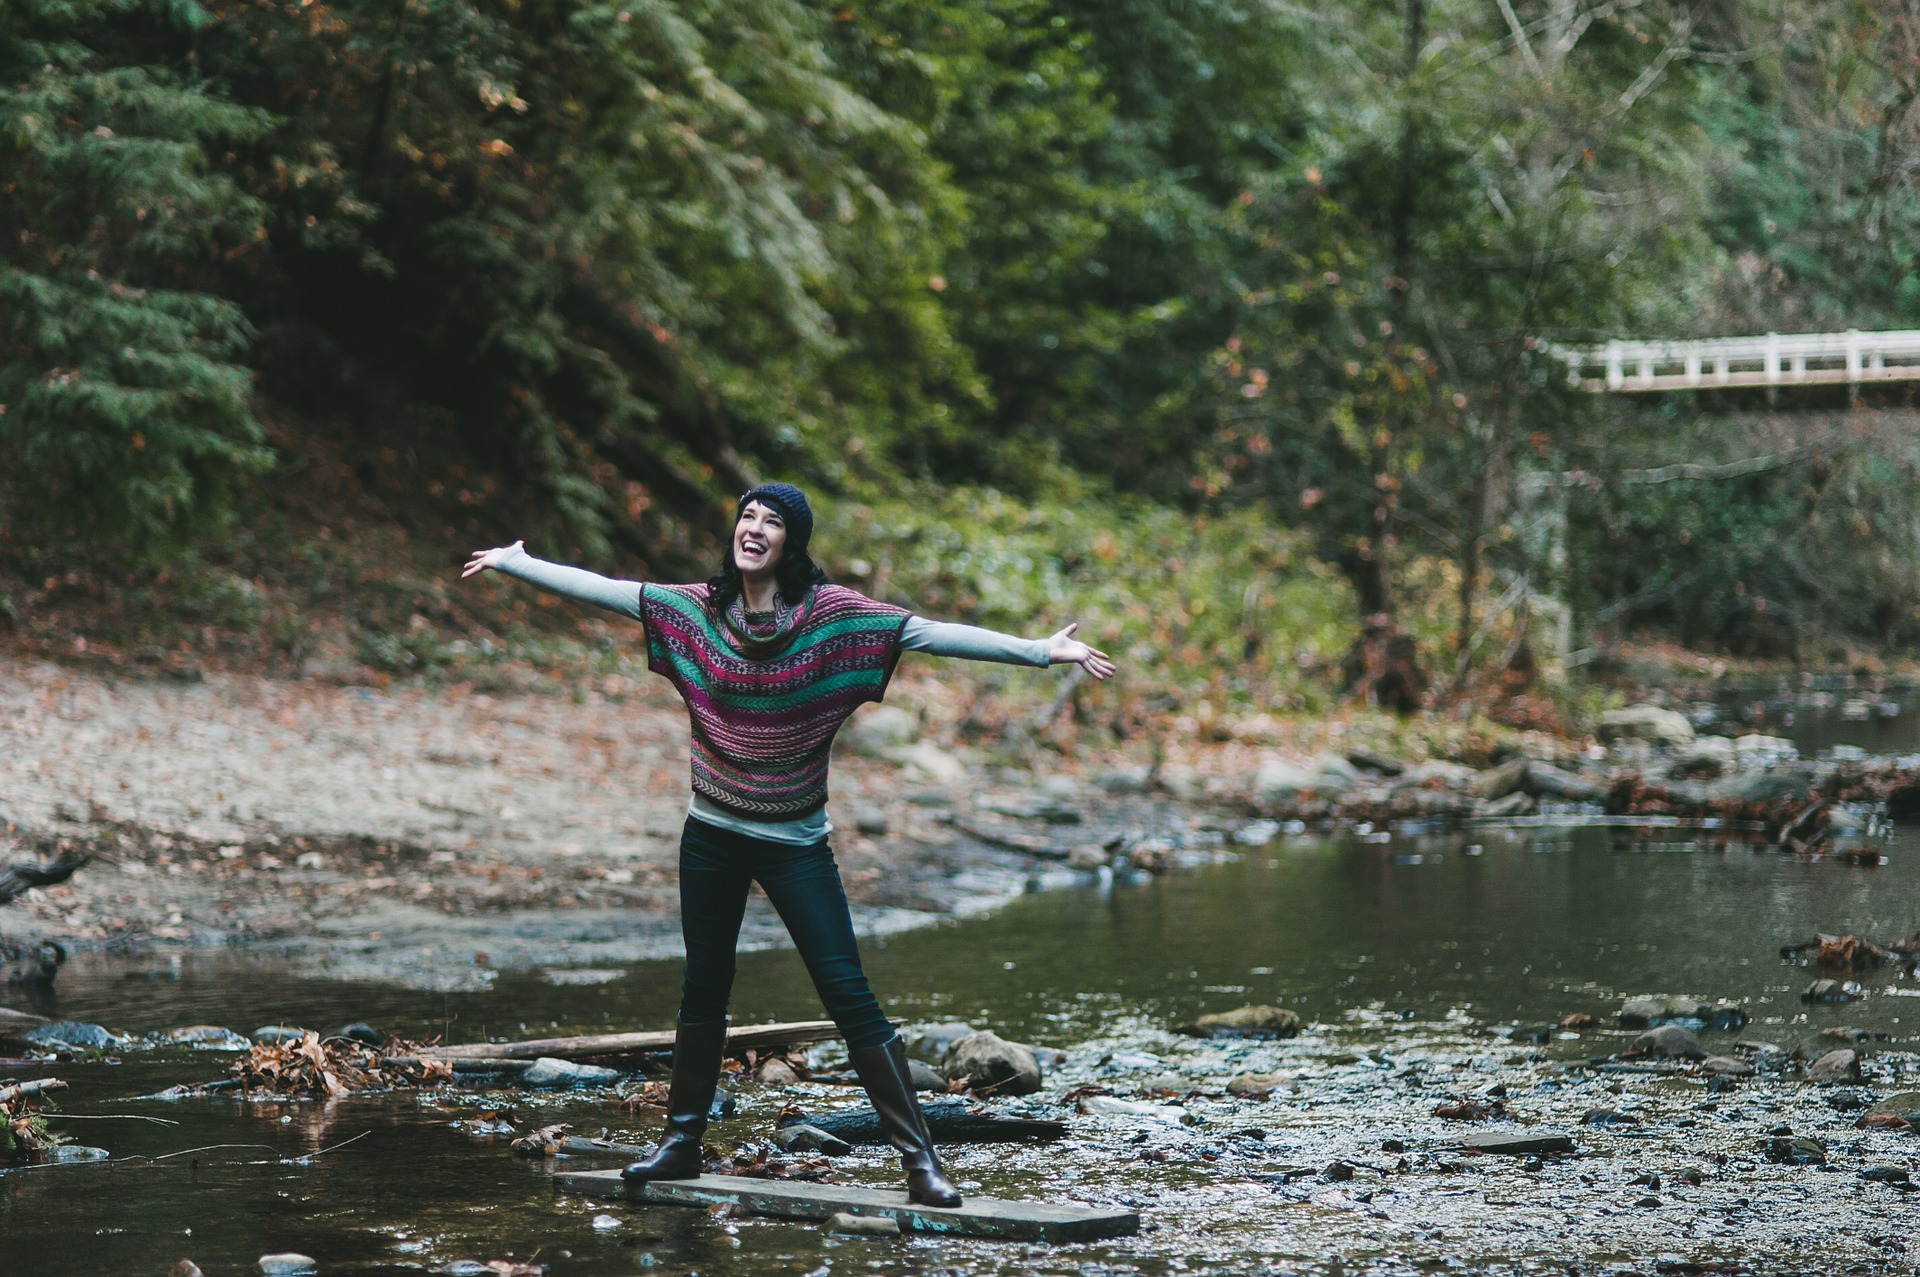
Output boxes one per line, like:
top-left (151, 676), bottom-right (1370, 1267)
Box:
top-left (0, 0), bottom-right (275, 554)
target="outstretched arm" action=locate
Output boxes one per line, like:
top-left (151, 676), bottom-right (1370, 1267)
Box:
top-left (461, 541), bottom-right (644, 620)
top-left (902, 617), bottom-right (1116, 679)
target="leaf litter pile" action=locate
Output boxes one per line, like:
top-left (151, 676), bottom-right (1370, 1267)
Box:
top-left (230, 1032), bottom-right (452, 1096)
top-left (0, 1079), bottom-right (69, 1163)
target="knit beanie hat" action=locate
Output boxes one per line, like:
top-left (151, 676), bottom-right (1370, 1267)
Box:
top-left (737, 482), bottom-right (814, 557)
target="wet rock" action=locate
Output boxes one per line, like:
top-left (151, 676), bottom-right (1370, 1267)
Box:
top-left (756, 1056), bottom-right (800, 1086)
top-left (1706, 767), bottom-right (1817, 805)
top-left (258, 1256), bottom-right (318, 1276)
top-left (825, 1212), bottom-right (901, 1237)
top-left (1582, 1108), bottom-right (1640, 1126)
top-left (48, 1144), bottom-right (110, 1162)
top-left (772, 1124), bottom-right (853, 1156)
top-left (907, 1022), bottom-right (977, 1062)
top-left (160, 1026), bottom-right (253, 1051)
top-left (1618, 996), bottom-right (1744, 1030)
top-left (1859, 1092), bottom-right (1920, 1129)
top-left (1065, 845), bottom-right (1111, 871)
top-left (1476, 791), bottom-right (1534, 819)
top-left (325, 1023), bottom-right (382, 1046)
top-left (709, 1088), bottom-right (736, 1121)
top-left (1226, 1072), bottom-right (1293, 1099)
top-left (1733, 1039), bottom-right (1789, 1070)
top-left (172, 1263), bottom-right (204, 1277)
top-left (1698, 1056), bottom-right (1754, 1078)
top-left (1805, 1048), bottom-right (1861, 1084)
top-left (907, 1060), bottom-right (948, 1092)
top-left (1524, 762), bottom-right (1603, 802)
top-left (1452, 1130), bottom-right (1575, 1155)
top-left (1473, 757), bottom-right (1530, 800)
top-left (520, 1057), bottom-right (621, 1089)
top-left (1825, 1088), bottom-right (1876, 1112)
top-left (1802, 979), bottom-right (1861, 1003)
top-left (1860, 1164), bottom-right (1911, 1184)
top-left (21, 1021), bottom-right (127, 1050)
top-left (1633, 1194), bottom-right (1661, 1208)
top-left (1321, 1159), bottom-right (1356, 1182)
top-left (1177, 1005), bottom-right (1303, 1040)
top-left (944, 1031), bottom-right (1041, 1097)
top-left (1078, 1095), bottom-right (1198, 1126)
top-left (841, 706), bottom-right (918, 757)
top-left (1763, 1135), bottom-right (1827, 1166)
top-left (251, 1026), bottom-right (309, 1045)
top-left (1628, 1025), bottom-right (1706, 1061)
top-left (1599, 704), bottom-right (1695, 746)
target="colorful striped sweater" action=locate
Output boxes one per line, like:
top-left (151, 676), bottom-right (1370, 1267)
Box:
top-left (637, 582), bottom-right (911, 820)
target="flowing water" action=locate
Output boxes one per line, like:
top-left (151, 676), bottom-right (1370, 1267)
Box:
top-left (8, 690), bottom-right (1920, 1275)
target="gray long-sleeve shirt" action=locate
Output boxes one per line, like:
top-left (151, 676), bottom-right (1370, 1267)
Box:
top-left (492, 546), bottom-right (1053, 842)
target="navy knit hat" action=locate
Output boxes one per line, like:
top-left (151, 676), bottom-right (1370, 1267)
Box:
top-left (737, 482), bottom-right (814, 557)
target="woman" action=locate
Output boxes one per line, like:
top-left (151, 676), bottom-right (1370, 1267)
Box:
top-left (463, 483), bottom-right (1114, 1207)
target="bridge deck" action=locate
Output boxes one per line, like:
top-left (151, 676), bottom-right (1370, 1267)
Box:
top-left (1546, 329), bottom-right (1920, 392)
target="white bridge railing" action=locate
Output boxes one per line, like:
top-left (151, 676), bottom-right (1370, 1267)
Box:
top-left (1546, 329), bottom-right (1920, 392)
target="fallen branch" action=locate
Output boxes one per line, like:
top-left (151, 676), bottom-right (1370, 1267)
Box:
top-left (0, 854), bottom-right (89, 906)
top-left (421, 1019), bottom-right (884, 1064)
top-left (0, 1078), bottom-right (68, 1105)
top-left (939, 817), bottom-right (1072, 861)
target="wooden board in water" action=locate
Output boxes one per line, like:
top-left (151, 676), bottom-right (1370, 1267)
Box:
top-left (552, 1169), bottom-right (1139, 1243)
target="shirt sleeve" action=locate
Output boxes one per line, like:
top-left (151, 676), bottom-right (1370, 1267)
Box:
top-left (494, 546), bottom-right (644, 620)
top-left (900, 615), bottom-right (1050, 668)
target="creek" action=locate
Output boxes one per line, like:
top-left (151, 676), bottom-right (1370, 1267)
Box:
top-left (7, 686), bottom-right (1920, 1275)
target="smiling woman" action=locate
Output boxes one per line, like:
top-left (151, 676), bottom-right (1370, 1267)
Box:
top-left (462, 481), bottom-right (1113, 1207)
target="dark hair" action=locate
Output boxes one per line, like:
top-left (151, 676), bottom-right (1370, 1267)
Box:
top-left (707, 530), bottom-right (828, 610)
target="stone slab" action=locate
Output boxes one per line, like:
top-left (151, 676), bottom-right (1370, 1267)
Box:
top-left (552, 1170), bottom-right (1138, 1243)
top-left (1452, 1129), bottom-right (1576, 1156)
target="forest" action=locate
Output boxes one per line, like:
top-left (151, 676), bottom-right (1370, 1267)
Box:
top-left (7, 0), bottom-right (1920, 707)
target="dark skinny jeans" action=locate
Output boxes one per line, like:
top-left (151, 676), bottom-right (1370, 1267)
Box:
top-left (676, 814), bottom-right (895, 1049)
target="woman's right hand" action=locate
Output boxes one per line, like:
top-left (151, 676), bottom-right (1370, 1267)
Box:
top-left (461, 540), bottom-right (525, 579)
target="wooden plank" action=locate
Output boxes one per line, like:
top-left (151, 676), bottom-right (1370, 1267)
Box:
top-left (421, 1019), bottom-right (872, 1063)
top-left (552, 1169), bottom-right (1139, 1243)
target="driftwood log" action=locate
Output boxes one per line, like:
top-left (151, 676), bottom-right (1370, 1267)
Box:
top-left (421, 1019), bottom-right (888, 1066)
top-left (777, 1097), bottom-right (1065, 1145)
top-left (0, 854), bottom-right (88, 907)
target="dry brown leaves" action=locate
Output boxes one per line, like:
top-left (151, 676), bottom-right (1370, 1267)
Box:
top-left (1433, 1099), bottom-right (1511, 1122)
top-left (509, 1123), bottom-right (574, 1157)
top-left (229, 1032), bottom-right (453, 1096)
top-left (706, 1145), bottom-right (835, 1182)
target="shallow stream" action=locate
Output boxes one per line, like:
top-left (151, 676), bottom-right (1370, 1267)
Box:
top-left (9, 687), bottom-right (1920, 1275)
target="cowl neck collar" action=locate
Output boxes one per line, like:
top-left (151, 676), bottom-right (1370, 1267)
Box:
top-left (717, 585), bottom-right (817, 658)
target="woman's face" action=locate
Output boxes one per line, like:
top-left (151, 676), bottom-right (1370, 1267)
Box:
top-left (732, 500), bottom-right (788, 577)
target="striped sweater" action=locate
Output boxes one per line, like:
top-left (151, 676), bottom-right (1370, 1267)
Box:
top-left (638, 582), bottom-right (911, 819)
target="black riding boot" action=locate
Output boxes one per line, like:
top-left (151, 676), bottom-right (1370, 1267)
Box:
top-left (848, 1035), bottom-right (963, 1207)
top-left (622, 1017), bottom-right (728, 1181)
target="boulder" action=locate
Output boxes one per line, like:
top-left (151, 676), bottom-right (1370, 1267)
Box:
top-left (1698, 1056), bottom-right (1754, 1077)
top-left (1473, 758), bottom-right (1530, 800)
top-left (1177, 1005), bottom-right (1303, 1040)
top-left (1226, 1072), bottom-right (1293, 1099)
top-left (520, 1057), bottom-right (621, 1089)
top-left (1706, 767), bottom-right (1817, 805)
top-left (1248, 759), bottom-right (1316, 808)
top-left (1672, 735), bottom-right (1736, 776)
top-left (1522, 761), bottom-right (1603, 802)
top-left (943, 1031), bottom-right (1041, 1097)
top-left (1860, 1092), bottom-right (1920, 1124)
top-left (21, 1021), bottom-right (127, 1050)
top-left (1629, 1025), bottom-right (1705, 1060)
top-left (1763, 1135), bottom-right (1827, 1166)
top-left (907, 1060), bottom-right (948, 1092)
top-left (1599, 704), bottom-right (1695, 746)
top-left (907, 1022), bottom-right (977, 1062)
top-left (890, 741), bottom-right (967, 785)
top-left (1395, 760), bottom-right (1478, 790)
top-left (1732, 734), bottom-right (1797, 763)
top-left (1805, 1048), bottom-right (1861, 1083)
top-left (160, 1026), bottom-right (253, 1051)
top-left (840, 705), bottom-right (919, 757)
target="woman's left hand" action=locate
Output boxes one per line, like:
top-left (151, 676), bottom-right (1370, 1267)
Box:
top-left (1046, 624), bottom-right (1116, 679)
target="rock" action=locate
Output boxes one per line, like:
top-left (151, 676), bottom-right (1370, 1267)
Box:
top-left (907, 1022), bottom-right (977, 1062)
top-left (1066, 845), bottom-right (1111, 871)
top-left (1803, 979), bottom-right (1861, 1003)
top-left (1558, 1013), bottom-right (1600, 1030)
top-left (1581, 1108), bottom-right (1639, 1126)
top-left (1096, 766), bottom-right (1153, 794)
top-left (1763, 1135), bottom-right (1827, 1166)
top-left (1633, 1194), bottom-right (1662, 1208)
top-left (1395, 759), bottom-right (1478, 789)
top-left (1522, 761), bottom-right (1603, 802)
top-left (1452, 1130), bottom-right (1575, 1155)
top-left (841, 705), bottom-right (919, 757)
top-left (1733, 734), bottom-right (1796, 762)
top-left (1346, 750), bottom-right (1405, 777)
top-left (251, 1026), bottom-right (309, 1045)
top-left (1155, 765), bottom-right (1206, 802)
top-left (907, 1060), bottom-right (948, 1092)
top-left (172, 1263), bottom-right (204, 1277)
top-left (943, 1031), bottom-right (1041, 1096)
top-left (1698, 1056), bottom-right (1754, 1078)
top-left (48, 1144), bottom-right (110, 1162)
top-left (850, 807), bottom-right (889, 837)
top-left (21, 1021), bottom-right (126, 1050)
top-left (590, 1214), bottom-right (621, 1231)
top-left (1860, 1164), bottom-right (1910, 1184)
top-left (1077, 1096), bottom-right (1198, 1125)
top-left (1309, 751), bottom-right (1362, 787)
top-left (1177, 1005), bottom-right (1303, 1040)
top-left (1860, 1093), bottom-right (1920, 1126)
top-left (258, 1256), bottom-right (318, 1277)
top-left (324, 1023), bottom-right (382, 1046)
top-left (1248, 759), bottom-right (1316, 808)
top-left (771, 1124), bottom-right (853, 1156)
top-left (1805, 1048), bottom-right (1861, 1083)
top-left (1629, 1025), bottom-right (1705, 1060)
top-left (709, 1088), bottom-right (736, 1121)
top-left (1226, 1072), bottom-right (1293, 1099)
top-left (1673, 735), bottom-right (1737, 775)
top-left (1706, 767), bottom-right (1817, 805)
top-left (1599, 704), bottom-right (1695, 746)
top-left (756, 1056), bottom-right (800, 1086)
top-left (160, 1026), bottom-right (253, 1051)
top-left (824, 1212), bottom-right (901, 1237)
top-left (889, 741), bottom-right (967, 785)
top-left (1473, 758), bottom-right (1531, 800)
top-left (1617, 996), bottom-right (1744, 1030)
top-left (520, 1057), bottom-right (621, 1089)
top-left (1476, 791), bottom-right (1534, 818)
